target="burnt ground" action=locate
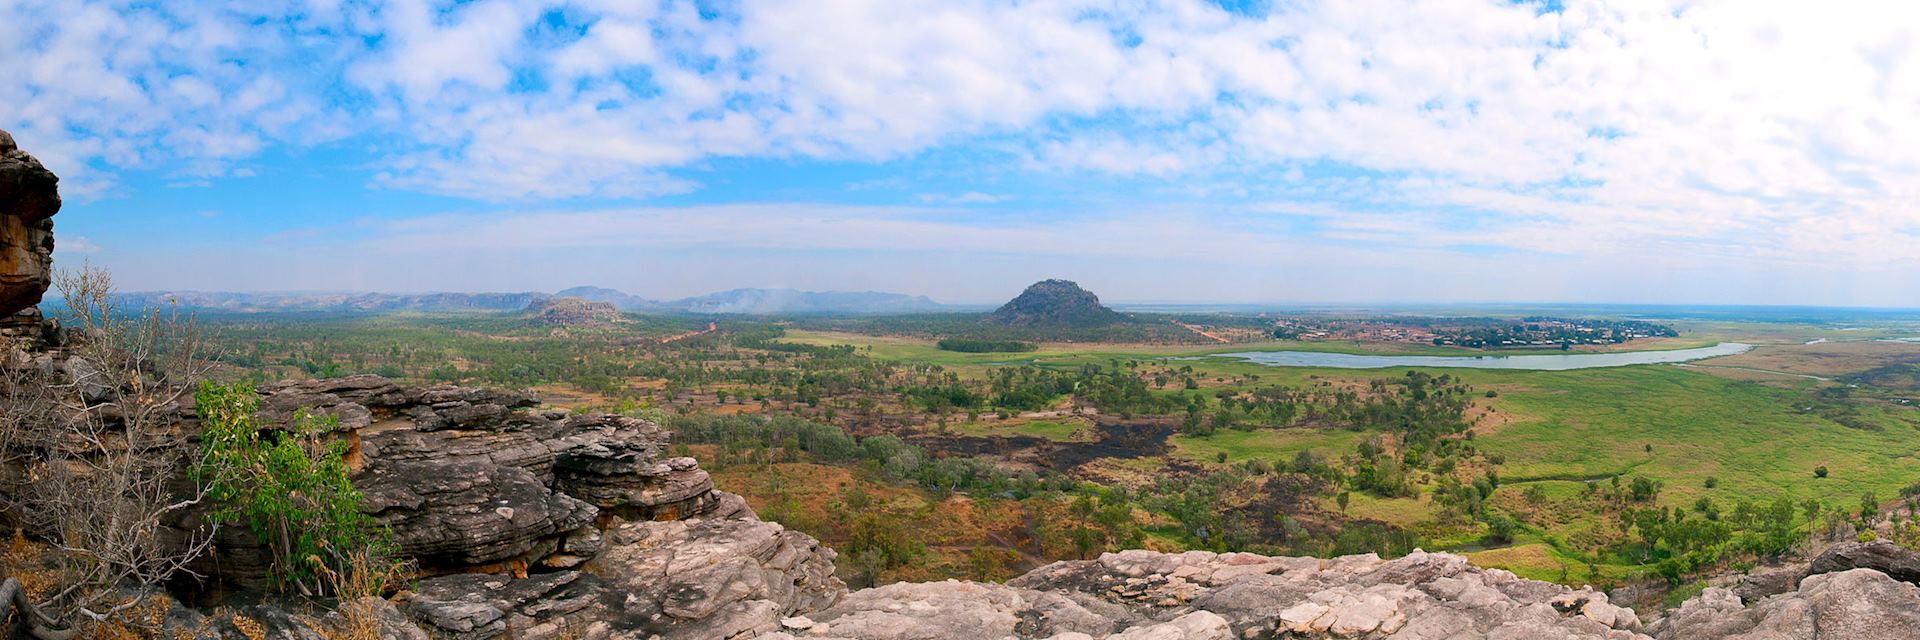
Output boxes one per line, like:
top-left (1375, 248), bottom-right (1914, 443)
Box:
top-left (906, 417), bottom-right (1179, 474)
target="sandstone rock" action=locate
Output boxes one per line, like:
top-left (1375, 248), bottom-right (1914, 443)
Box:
top-left (1003, 549), bottom-right (1648, 640)
top-left (320, 597), bottom-right (432, 640)
top-left (1106, 611), bottom-right (1231, 640)
top-left (1732, 563), bottom-right (1806, 603)
top-left (404, 571), bottom-right (605, 640)
top-left (204, 603), bottom-right (329, 640)
top-left (798, 579), bottom-right (1131, 639)
top-left (582, 515), bottom-right (846, 636)
top-left (555, 444), bottom-right (720, 519)
top-left (357, 459), bottom-right (597, 568)
top-left (1649, 568), bottom-right (1920, 639)
top-left (1807, 541), bottom-right (1920, 586)
top-left (405, 568), bottom-right (606, 638)
top-left (0, 129), bottom-right (60, 318)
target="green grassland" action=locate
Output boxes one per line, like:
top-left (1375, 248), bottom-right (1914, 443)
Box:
top-left (1168, 428), bottom-right (1370, 465)
top-left (793, 325), bottom-right (1920, 581)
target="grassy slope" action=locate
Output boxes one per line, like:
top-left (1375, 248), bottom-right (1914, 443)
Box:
top-left (1479, 365), bottom-right (1920, 508)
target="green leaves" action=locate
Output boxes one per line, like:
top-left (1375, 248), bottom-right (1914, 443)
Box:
top-left (192, 382), bottom-right (396, 594)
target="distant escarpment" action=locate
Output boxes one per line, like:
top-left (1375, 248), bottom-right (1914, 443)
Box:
top-left (109, 286), bottom-right (955, 316)
top-left (113, 290), bottom-right (551, 313)
top-left (0, 129), bottom-right (60, 321)
top-left (526, 296), bottom-right (624, 327)
top-left (987, 279), bottom-right (1127, 328)
top-left (673, 288), bottom-right (946, 315)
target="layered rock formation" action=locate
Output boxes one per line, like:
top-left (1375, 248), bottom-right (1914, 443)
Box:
top-left (0, 129), bottom-right (60, 321)
top-left (526, 296), bottom-right (625, 327)
top-left (180, 374), bottom-right (847, 638)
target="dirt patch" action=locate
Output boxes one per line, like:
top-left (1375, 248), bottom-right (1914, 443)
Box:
top-left (910, 417), bottom-right (1178, 473)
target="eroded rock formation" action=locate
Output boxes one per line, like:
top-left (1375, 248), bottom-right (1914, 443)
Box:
top-left (0, 129), bottom-right (60, 321)
top-left (526, 296), bottom-right (625, 327)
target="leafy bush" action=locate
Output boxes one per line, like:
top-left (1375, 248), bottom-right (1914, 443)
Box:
top-left (193, 382), bottom-right (399, 595)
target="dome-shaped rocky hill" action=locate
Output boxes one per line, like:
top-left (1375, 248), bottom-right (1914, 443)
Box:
top-left (987, 279), bottom-right (1126, 328)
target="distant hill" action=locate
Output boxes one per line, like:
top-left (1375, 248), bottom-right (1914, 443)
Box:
top-left (671, 288), bottom-right (945, 315)
top-left (555, 286), bottom-right (663, 311)
top-left (524, 297), bottom-right (624, 327)
top-left (110, 286), bottom-right (949, 316)
top-left (111, 291), bottom-right (548, 313)
top-left (987, 279), bottom-right (1127, 327)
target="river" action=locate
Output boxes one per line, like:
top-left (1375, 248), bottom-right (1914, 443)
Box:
top-left (1204, 342), bottom-right (1754, 371)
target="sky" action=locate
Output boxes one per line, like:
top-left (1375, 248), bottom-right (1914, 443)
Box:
top-left (5, 0), bottom-right (1920, 306)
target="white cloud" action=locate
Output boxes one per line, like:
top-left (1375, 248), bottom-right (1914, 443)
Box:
top-left (55, 235), bottom-right (102, 254)
top-left (7, 0), bottom-right (1920, 281)
top-left (915, 191), bottom-right (1008, 205)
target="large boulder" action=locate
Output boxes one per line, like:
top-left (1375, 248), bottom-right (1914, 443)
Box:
top-left (0, 129), bottom-right (59, 319)
top-left (1807, 541), bottom-right (1920, 586)
top-left (404, 571), bottom-right (607, 640)
top-left (555, 447), bottom-right (720, 520)
top-left (581, 515), bottom-right (846, 637)
top-left (357, 459), bottom-right (598, 569)
top-left (1649, 569), bottom-right (1920, 639)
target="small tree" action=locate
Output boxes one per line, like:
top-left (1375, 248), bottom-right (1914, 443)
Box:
top-left (1, 264), bottom-right (217, 635)
top-left (193, 382), bottom-right (399, 596)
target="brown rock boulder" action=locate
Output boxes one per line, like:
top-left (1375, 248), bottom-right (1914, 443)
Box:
top-left (1808, 541), bottom-right (1920, 586)
top-left (0, 129), bottom-right (60, 318)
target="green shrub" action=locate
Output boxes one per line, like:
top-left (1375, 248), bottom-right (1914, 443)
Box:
top-left (192, 382), bottom-right (399, 595)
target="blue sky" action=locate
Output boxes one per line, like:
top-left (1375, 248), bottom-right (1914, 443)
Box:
top-left (7, 0), bottom-right (1920, 305)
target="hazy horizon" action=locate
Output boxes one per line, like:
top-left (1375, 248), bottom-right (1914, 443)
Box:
top-left (104, 282), bottom-right (1920, 312)
top-left (12, 1), bottom-right (1920, 307)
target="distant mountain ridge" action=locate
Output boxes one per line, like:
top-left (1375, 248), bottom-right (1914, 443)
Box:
top-left (112, 290), bottom-right (550, 313)
top-left (675, 288), bottom-right (943, 315)
top-left (112, 286), bottom-right (950, 315)
top-left (987, 279), bottom-right (1127, 327)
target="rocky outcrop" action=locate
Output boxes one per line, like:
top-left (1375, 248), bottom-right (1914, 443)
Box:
top-left (0, 129), bottom-right (60, 321)
top-left (405, 571), bottom-right (607, 640)
top-left (1807, 540), bottom-right (1920, 586)
top-left (758, 549), bottom-right (1645, 640)
top-left (1648, 568), bottom-right (1920, 639)
top-left (181, 374), bottom-right (738, 588)
top-left (183, 374), bottom-right (847, 638)
top-left (526, 296), bottom-right (624, 327)
top-left (358, 459), bottom-right (598, 569)
top-left (396, 512), bottom-right (845, 640)
top-left (555, 448), bottom-right (721, 520)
